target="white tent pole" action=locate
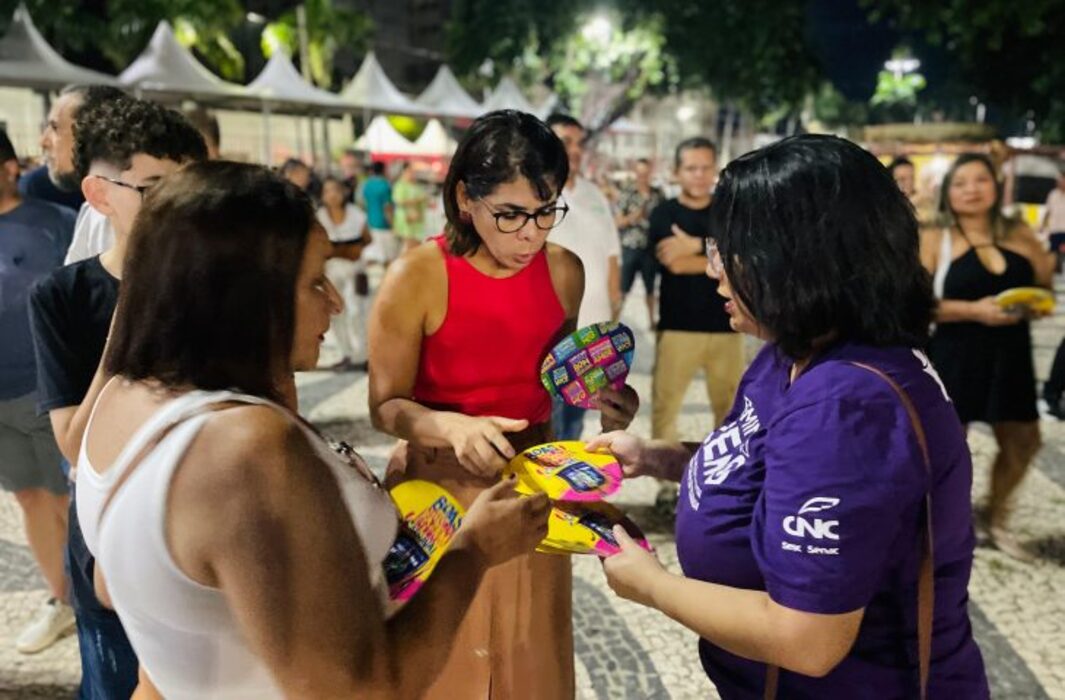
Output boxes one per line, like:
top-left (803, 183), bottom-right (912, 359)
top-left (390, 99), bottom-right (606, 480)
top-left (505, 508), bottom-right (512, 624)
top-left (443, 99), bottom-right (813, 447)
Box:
top-left (322, 114), bottom-right (332, 173)
top-left (261, 101), bottom-right (273, 165)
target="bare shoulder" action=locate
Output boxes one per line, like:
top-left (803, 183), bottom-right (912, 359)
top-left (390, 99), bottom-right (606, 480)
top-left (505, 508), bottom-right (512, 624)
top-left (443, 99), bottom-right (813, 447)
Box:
top-left (545, 242), bottom-right (583, 277)
top-left (545, 243), bottom-right (584, 318)
top-left (388, 239), bottom-right (445, 283)
top-left (179, 405), bottom-right (312, 498)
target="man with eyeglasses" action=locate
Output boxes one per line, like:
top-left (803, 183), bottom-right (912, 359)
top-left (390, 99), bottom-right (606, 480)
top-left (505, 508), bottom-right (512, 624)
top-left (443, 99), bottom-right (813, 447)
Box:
top-left (545, 113), bottom-right (625, 440)
top-left (27, 94), bottom-right (206, 699)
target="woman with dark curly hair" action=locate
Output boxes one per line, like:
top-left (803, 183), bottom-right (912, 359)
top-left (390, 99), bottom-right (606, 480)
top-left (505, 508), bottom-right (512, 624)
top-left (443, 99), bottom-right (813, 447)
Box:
top-left (590, 135), bottom-right (989, 699)
top-left (921, 153), bottom-right (1055, 561)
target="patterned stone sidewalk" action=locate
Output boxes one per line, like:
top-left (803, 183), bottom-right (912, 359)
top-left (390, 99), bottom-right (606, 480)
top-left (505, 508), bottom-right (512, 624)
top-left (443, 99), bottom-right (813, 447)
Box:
top-left (2, 294), bottom-right (1065, 698)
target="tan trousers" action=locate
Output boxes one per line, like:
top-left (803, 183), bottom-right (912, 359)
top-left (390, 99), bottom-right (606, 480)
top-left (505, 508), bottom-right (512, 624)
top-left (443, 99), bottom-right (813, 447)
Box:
top-left (651, 330), bottom-right (745, 440)
top-left (385, 424), bottom-right (575, 700)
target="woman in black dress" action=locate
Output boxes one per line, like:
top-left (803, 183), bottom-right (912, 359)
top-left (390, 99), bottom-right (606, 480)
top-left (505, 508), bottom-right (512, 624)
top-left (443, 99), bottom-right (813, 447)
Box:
top-left (921, 153), bottom-right (1055, 561)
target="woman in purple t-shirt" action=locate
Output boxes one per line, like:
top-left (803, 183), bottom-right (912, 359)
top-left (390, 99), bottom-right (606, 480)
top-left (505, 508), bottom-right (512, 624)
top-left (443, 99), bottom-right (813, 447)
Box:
top-left (590, 135), bottom-right (989, 698)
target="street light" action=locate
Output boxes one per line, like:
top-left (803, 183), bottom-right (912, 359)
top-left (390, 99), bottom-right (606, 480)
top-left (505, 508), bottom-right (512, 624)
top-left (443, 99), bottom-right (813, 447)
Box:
top-left (676, 105), bottom-right (696, 122)
top-left (885, 57), bottom-right (920, 79)
top-left (582, 16), bottom-right (612, 44)
top-left (246, 11), bottom-right (266, 24)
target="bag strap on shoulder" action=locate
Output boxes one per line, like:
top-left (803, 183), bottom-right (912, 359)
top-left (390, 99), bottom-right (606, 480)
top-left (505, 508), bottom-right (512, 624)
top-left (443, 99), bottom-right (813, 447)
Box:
top-left (764, 360), bottom-right (934, 700)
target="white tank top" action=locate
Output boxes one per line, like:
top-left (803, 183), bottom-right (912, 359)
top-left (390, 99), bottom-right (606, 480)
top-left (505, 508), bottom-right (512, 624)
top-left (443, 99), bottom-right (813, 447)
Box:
top-left (92, 389), bottom-right (398, 699)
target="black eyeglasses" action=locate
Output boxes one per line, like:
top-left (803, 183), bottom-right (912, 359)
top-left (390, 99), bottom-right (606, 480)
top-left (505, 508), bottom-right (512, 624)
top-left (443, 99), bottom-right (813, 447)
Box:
top-left (478, 199), bottom-right (570, 234)
top-left (93, 175), bottom-right (152, 198)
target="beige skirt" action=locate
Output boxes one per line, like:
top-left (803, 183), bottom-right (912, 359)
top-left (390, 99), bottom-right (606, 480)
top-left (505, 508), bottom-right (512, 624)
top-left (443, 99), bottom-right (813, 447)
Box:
top-left (385, 424), bottom-right (575, 700)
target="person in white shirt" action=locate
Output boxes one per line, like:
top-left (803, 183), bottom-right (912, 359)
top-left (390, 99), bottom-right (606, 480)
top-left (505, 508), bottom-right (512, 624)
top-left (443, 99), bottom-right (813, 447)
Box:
top-left (65, 204), bottom-right (114, 264)
top-left (1041, 170), bottom-right (1065, 270)
top-left (317, 176), bottom-right (373, 371)
top-left (546, 113), bottom-right (624, 439)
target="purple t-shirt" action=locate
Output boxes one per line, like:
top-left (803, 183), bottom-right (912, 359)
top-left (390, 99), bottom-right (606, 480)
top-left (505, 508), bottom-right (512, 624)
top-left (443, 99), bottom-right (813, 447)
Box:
top-left (675, 342), bottom-right (988, 699)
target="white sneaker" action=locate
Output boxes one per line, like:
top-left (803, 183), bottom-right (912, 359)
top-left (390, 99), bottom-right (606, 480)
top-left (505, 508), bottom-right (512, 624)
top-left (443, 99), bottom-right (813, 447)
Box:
top-left (15, 598), bottom-right (76, 654)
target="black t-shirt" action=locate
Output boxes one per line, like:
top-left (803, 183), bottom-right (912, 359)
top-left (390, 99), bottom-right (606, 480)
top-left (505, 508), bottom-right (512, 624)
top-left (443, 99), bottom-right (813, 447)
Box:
top-left (648, 198), bottom-right (733, 333)
top-left (29, 256), bottom-right (119, 415)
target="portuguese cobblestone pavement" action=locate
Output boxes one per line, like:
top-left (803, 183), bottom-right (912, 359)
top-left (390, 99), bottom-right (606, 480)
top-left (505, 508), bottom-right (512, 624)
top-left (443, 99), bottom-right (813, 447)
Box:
top-left (2, 290), bottom-right (1064, 699)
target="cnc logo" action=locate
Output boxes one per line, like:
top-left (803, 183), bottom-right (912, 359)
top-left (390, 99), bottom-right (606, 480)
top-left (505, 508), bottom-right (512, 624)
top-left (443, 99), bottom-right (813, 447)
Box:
top-left (782, 497), bottom-right (840, 541)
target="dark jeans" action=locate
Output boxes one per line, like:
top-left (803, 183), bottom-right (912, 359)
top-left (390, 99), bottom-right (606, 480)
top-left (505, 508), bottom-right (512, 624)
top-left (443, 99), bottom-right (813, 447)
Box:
top-left (67, 485), bottom-right (139, 699)
top-left (620, 247), bottom-right (657, 296)
top-left (552, 397), bottom-right (586, 441)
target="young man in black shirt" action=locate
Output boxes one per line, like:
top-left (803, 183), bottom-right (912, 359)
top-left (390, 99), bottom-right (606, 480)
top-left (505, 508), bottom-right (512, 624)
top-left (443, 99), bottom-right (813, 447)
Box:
top-left (648, 137), bottom-right (744, 439)
top-left (29, 95), bottom-right (206, 698)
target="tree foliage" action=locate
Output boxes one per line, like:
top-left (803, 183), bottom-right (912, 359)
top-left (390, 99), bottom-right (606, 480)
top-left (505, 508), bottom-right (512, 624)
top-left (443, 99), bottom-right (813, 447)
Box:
top-left (260, 0), bottom-right (372, 88)
top-left (0, 0), bottom-right (371, 86)
top-left (0, 0), bottom-right (248, 79)
top-left (865, 0), bottom-right (1065, 141)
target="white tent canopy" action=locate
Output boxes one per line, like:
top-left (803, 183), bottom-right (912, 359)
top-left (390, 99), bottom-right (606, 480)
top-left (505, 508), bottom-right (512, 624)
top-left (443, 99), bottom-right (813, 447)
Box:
top-left (607, 117), bottom-right (650, 134)
top-left (413, 119), bottom-right (457, 156)
top-left (415, 65), bottom-right (481, 119)
top-left (0, 3), bottom-right (118, 89)
top-left (340, 51), bottom-right (425, 115)
top-left (355, 115), bottom-right (418, 155)
top-left (247, 52), bottom-right (345, 110)
top-left (119, 21), bottom-right (247, 101)
top-left (482, 77), bottom-right (536, 115)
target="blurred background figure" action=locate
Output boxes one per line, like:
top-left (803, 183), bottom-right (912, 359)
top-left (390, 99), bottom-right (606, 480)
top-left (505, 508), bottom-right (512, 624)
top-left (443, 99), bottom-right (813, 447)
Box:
top-left (614, 157), bottom-right (663, 330)
top-left (317, 175), bottom-right (372, 372)
top-left (393, 161), bottom-right (429, 252)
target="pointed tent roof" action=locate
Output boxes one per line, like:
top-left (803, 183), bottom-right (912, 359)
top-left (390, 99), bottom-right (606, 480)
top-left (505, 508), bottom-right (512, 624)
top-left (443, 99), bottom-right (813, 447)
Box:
top-left (413, 119), bottom-right (457, 156)
top-left (340, 52), bottom-right (425, 115)
top-left (247, 52), bottom-right (345, 110)
top-left (606, 117), bottom-right (650, 134)
top-left (0, 4), bottom-right (117, 89)
top-left (482, 77), bottom-right (536, 114)
top-left (355, 115), bottom-right (418, 155)
top-left (119, 21), bottom-right (247, 100)
top-left (415, 65), bottom-right (481, 119)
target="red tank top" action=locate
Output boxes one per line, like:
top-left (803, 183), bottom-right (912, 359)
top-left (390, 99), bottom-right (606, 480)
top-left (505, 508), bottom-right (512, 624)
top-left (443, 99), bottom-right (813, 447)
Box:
top-left (414, 236), bottom-right (566, 423)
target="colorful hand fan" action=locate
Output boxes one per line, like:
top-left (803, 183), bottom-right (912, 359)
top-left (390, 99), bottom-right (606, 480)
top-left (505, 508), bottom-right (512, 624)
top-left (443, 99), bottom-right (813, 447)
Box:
top-left (537, 501), bottom-right (652, 557)
top-left (541, 322), bottom-right (636, 409)
top-left (384, 480), bottom-right (465, 602)
top-left (995, 287), bottom-right (1055, 314)
top-left (504, 441), bottom-right (623, 502)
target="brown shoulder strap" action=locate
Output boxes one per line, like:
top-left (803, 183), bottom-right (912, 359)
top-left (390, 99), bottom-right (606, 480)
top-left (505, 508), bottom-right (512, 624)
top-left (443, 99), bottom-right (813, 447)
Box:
top-left (764, 361), bottom-right (934, 700)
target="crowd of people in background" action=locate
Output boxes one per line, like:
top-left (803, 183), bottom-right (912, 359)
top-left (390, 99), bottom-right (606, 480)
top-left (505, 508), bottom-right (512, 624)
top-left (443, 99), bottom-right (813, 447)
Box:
top-left (1, 82), bottom-right (1064, 698)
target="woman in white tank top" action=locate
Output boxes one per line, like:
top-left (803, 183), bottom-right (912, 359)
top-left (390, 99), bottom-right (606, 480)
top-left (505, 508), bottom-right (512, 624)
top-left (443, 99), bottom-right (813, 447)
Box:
top-left (79, 162), bottom-right (549, 699)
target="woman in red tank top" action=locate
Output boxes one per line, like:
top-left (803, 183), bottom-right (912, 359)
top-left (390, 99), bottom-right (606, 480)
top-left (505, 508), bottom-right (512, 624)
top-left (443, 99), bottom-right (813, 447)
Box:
top-left (369, 111), bottom-right (637, 699)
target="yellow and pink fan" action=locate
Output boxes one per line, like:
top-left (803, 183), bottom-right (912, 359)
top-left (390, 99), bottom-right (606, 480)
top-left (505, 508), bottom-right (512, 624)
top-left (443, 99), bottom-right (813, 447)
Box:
top-left (384, 480), bottom-right (465, 603)
top-left (504, 441), bottom-right (623, 502)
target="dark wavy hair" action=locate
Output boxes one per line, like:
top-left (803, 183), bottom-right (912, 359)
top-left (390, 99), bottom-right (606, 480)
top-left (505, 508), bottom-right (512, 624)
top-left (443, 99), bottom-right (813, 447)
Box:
top-left (711, 134), bottom-right (935, 359)
top-left (73, 95), bottom-right (207, 181)
top-left (442, 110), bottom-right (568, 256)
top-left (105, 161), bottom-right (315, 402)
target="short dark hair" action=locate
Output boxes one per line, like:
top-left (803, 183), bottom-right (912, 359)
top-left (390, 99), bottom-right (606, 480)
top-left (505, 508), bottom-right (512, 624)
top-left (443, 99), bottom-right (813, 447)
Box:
top-left (281, 158), bottom-right (309, 175)
top-left (936, 153), bottom-right (1009, 241)
top-left (546, 113), bottom-right (584, 132)
top-left (181, 106), bottom-right (220, 150)
top-left (105, 161), bottom-right (315, 402)
top-left (635, 157), bottom-right (651, 167)
top-left (371, 160), bottom-right (385, 176)
top-left (888, 156), bottom-right (914, 175)
top-left (73, 96), bottom-right (207, 181)
top-left (674, 137), bottom-right (717, 169)
top-left (0, 129), bottom-right (15, 164)
top-left (711, 134), bottom-right (934, 359)
top-left (442, 110), bottom-right (569, 256)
